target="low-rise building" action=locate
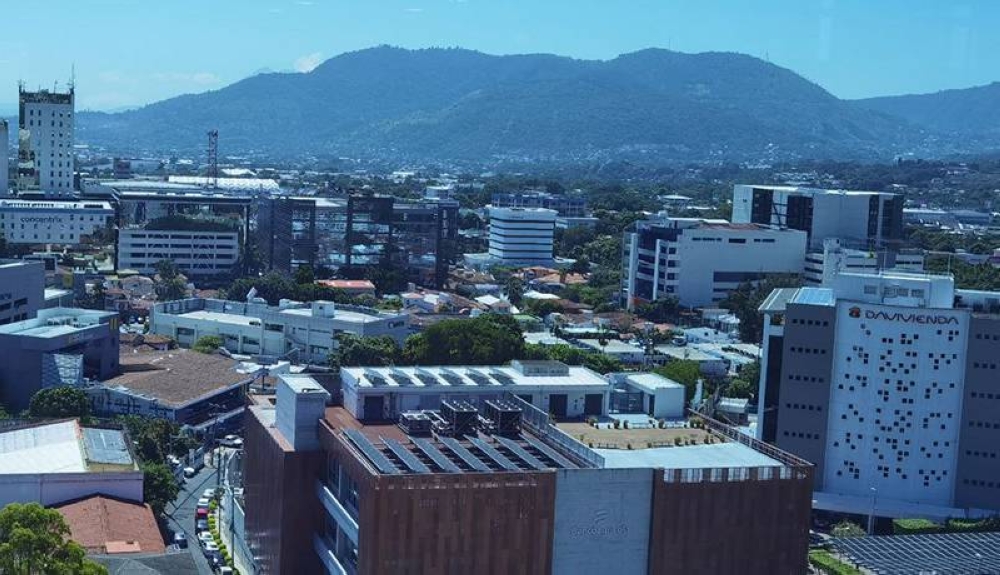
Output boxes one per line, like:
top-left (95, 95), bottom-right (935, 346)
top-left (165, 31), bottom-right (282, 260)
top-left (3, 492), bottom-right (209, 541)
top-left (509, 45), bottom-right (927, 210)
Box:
top-left (54, 495), bottom-right (165, 555)
top-left (576, 338), bottom-right (648, 365)
top-left (0, 199), bottom-right (113, 245)
top-left (609, 372), bottom-right (686, 419)
top-left (151, 298), bottom-right (409, 365)
top-left (0, 420), bottom-right (142, 508)
top-left (117, 227), bottom-right (239, 276)
top-left (0, 308), bottom-right (120, 410)
top-left (341, 360), bottom-right (610, 420)
top-left (241, 373), bottom-right (813, 575)
top-left (88, 347), bottom-right (255, 427)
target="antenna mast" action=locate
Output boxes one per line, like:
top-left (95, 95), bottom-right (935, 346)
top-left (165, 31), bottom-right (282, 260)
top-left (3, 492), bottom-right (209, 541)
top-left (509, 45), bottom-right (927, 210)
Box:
top-left (207, 129), bottom-right (219, 189)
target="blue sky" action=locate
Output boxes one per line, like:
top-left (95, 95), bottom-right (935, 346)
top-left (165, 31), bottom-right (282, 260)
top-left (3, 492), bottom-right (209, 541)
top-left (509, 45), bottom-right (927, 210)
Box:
top-left (4, 0), bottom-right (998, 110)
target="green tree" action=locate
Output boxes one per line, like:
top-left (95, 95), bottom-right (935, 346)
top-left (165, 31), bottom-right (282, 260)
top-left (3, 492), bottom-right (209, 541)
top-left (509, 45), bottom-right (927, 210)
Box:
top-left (0, 502), bottom-right (108, 575)
top-left (154, 277), bottom-right (187, 302)
top-left (721, 275), bottom-right (801, 344)
top-left (831, 520), bottom-right (866, 538)
top-left (118, 416), bottom-right (191, 463)
top-left (294, 265), bottom-right (315, 285)
top-left (523, 299), bottom-right (563, 317)
top-left (192, 335), bottom-right (223, 354)
top-left (330, 335), bottom-right (403, 369)
top-left (78, 281), bottom-right (106, 311)
top-left (505, 276), bottom-right (524, 306)
top-left (141, 463), bottom-right (180, 517)
top-left (28, 387), bottom-right (91, 420)
top-left (154, 259), bottom-right (180, 281)
top-left (636, 296), bottom-right (681, 323)
top-left (404, 314), bottom-right (524, 365)
top-left (655, 360), bottom-right (702, 402)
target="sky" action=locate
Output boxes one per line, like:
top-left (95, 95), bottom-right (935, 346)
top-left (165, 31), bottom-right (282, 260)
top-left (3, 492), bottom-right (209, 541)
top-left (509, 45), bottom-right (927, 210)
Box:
top-left (3, 0), bottom-right (998, 111)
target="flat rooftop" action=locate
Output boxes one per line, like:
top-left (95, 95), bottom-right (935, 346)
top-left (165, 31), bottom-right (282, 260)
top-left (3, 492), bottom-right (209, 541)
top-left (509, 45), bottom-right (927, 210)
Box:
top-left (344, 364), bottom-right (610, 390)
top-left (102, 348), bottom-right (251, 407)
top-left (577, 339), bottom-right (642, 354)
top-left (596, 443), bottom-right (782, 469)
top-left (179, 309), bottom-right (259, 327)
top-left (0, 308), bottom-right (113, 338)
top-left (654, 345), bottom-right (720, 362)
top-left (0, 420), bottom-right (134, 474)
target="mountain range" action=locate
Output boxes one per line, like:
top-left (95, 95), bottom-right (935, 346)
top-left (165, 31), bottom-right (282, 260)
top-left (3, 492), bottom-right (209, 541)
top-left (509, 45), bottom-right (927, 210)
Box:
top-left (74, 46), bottom-right (1000, 164)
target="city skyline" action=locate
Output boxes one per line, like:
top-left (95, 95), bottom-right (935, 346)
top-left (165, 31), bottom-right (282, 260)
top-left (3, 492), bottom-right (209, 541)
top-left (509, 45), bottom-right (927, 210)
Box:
top-left (1, 0), bottom-right (997, 111)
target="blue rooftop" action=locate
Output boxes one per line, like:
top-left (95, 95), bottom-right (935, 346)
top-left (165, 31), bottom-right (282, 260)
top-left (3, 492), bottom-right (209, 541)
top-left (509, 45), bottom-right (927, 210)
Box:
top-left (790, 287), bottom-right (835, 307)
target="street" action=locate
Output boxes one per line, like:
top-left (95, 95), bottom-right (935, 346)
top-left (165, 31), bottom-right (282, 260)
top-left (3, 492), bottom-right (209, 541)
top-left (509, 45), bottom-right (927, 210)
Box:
top-left (165, 462), bottom-right (219, 575)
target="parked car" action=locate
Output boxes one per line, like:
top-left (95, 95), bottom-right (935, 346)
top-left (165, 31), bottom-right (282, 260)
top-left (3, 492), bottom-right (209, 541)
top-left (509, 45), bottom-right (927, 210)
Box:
top-left (197, 497), bottom-right (211, 509)
top-left (206, 551), bottom-right (223, 569)
top-left (202, 488), bottom-right (217, 499)
top-left (217, 567), bottom-right (233, 574)
top-left (203, 541), bottom-right (219, 556)
top-left (196, 508), bottom-right (209, 522)
top-left (221, 435), bottom-right (243, 448)
top-left (196, 519), bottom-right (209, 533)
top-left (173, 532), bottom-right (187, 549)
top-left (183, 467), bottom-right (197, 478)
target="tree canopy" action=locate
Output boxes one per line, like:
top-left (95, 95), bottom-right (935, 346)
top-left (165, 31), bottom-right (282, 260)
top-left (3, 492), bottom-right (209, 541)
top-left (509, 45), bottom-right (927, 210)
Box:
top-left (403, 314), bottom-right (524, 365)
top-left (140, 463), bottom-right (180, 517)
top-left (192, 335), bottom-right (223, 354)
top-left (720, 275), bottom-right (801, 344)
top-left (0, 502), bottom-right (108, 575)
top-left (330, 334), bottom-right (403, 368)
top-left (524, 343), bottom-right (623, 374)
top-left (28, 387), bottom-right (91, 420)
top-left (654, 360), bottom-right (703, 402)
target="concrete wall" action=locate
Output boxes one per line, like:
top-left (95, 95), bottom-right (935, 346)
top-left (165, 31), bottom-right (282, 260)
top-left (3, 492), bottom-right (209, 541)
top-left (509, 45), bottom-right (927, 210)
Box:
top-left (551, 468), bottom-right (653, 575)
top-left (954, 315), bottom-right (1000, 511)
top-left (0, 471), bottom-right (143, 508)
top-left (0, 261), bottom-right (44, 325)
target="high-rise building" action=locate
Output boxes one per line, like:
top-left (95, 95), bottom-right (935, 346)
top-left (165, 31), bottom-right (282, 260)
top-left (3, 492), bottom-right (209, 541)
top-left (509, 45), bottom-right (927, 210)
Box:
top-left (732, 185), bottom-right (904, 252)
top-left (621, 215), bottom-right (806, 309)
top-left (758, 270), bottom-right (1000, 518)
top-left (491, 191), bottom-right (589, 218)
top-left (487, 207), bottom-right (557, 266)
top-left (18, 85), bottom-right (75, 195)
top-left (257, 195), bottom-right (458, 288)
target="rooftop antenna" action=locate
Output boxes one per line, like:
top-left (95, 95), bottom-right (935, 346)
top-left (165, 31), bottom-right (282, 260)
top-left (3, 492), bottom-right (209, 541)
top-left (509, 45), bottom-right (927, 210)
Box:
top-left (207, 129), bottom-right (219, 189)
top-left (69, 64), bottom-right (75, 93)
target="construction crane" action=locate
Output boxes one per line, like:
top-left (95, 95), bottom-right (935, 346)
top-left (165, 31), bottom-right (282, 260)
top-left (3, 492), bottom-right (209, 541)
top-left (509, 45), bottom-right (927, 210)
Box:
top-left (206, 129), bottom-right (219, 189)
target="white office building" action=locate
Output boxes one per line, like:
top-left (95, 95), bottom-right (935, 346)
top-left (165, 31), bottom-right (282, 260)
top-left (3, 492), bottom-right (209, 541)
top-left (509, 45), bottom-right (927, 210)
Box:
top-left (340, 360), bottom-right (610, 420)
top-left (0, 199), bottom-right (113, 245)
top-left (488, 207), bottom-right (556, 266)
top-left (804, 238), bottom-right (925, 286)
top-left (758, 271), bottom-right (1000, 518)
top-left (117, 228), bottom-right (240, 275)
top-left (732, 185), bottom-right (904, 251)
top-left (18, 87), bottom-right (75, 195)
top-left (151, 298), bottom-right (410, 365)
top-left (622, 215), bottom-right (806, 309)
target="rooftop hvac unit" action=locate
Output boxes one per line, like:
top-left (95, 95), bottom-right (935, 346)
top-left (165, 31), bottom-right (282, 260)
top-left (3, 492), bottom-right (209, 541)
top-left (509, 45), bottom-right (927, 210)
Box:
top-left (438, 399), bottom-right (478, 437)
top-left (398, 411), bottom-right (433, 436)
top-left (483, 399), bottom-right (522, 436)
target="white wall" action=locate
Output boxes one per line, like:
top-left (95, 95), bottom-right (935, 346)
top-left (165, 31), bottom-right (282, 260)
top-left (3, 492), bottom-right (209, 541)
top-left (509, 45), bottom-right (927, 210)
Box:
top-left (21, 99), bottom-right (74, 193)
top-left (118, 229), bottom-right (239, 275)
top-left (0, 471), bottom-right (143, 508)
top-left (824, 300), bottom-right (968, 506)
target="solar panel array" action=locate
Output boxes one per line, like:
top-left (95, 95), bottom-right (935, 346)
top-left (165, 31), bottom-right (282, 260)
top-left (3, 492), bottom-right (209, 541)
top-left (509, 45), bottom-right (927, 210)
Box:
top-left (411, 437), bottom-right (462, 473)
top-left (381, 437), bottom-right (431, 474)
top-left (521, 434), bottom-right (578, 469)
top-left (467, 436), bottom-right (520, 471)
top-left (494, 436), bottom-right (548, 470)
top-left (832, 532), bottom-right (1000, 575)
top-left (343, 429), bottom-right (402, 475)
top-left (438, 436), bottom-right (491, 472)
top-left (82, 428), bottom-right (133, 465)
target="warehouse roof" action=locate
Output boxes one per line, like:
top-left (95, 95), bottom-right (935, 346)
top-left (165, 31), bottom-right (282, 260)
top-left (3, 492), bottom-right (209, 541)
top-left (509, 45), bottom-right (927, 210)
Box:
top-left (103, 348), bottom-right (252, 407)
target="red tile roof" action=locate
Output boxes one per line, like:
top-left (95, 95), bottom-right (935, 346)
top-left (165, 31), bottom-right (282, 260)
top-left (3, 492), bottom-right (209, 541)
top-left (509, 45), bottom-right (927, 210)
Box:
top-left (54, 496), bottom-right (165, 555)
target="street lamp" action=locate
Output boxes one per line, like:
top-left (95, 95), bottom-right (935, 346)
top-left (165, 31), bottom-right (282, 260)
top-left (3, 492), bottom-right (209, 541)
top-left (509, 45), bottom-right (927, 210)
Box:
top-left (867, 487), bottom-right (877, 535)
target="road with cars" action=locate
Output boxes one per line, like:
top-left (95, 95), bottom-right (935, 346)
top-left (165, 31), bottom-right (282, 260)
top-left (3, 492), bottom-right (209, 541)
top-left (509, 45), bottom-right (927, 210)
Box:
top-left (165, 460), bottom-right (221, 575)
